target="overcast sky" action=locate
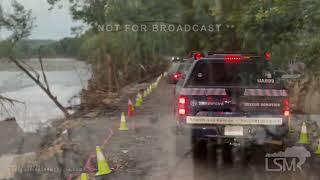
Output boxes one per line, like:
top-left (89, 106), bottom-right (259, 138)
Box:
top-left (0, 0), bottom-right (82, 40)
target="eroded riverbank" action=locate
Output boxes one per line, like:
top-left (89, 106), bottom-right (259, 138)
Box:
top-left (0, 58), bottom-right (91, 132)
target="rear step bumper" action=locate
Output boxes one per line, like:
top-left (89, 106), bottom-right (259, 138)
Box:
top-left (177, 116), bottom-right (289, 141)
top-left (186, 116), bottom-right (283, 125)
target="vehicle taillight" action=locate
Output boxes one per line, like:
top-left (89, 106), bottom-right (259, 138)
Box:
top-left (283, 98), bottom-right (290, 117)
top-left (224, 55), bottom-right (243, 63)
top-left (194, 52), bottom-right (203, 60)
top-left (265, 51), bottom-right (271, 61)
top-left (174, 73), bottom-right (180, 79)
top-left (178, 96), bottom-right (189, 116)
top-left (172, 71), bottom-right (182, 81)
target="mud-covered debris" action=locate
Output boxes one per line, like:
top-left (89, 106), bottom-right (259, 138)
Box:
top-left (62, 129), bottom-right (68, 135)
top-left (120, 83), bottom-right (148, 95)
top-left (84, 111), bottom-right (99, 118)
top-left (58, 120), bottom-right (82, 130)
top-left (121, 150), bottom-right (129, 154)
top-left (135, 137), bottom-right (146, 142)
top-left (102, 98), bottom-right (112, 105)
top-left (39, 136), bottom-right (79, 160)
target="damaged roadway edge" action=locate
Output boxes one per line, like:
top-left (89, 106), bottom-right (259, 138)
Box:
top-left (8, 80), bottom-right (157, 179)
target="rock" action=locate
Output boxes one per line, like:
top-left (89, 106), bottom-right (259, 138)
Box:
top-left (102, 98), bottom-right (112, 105)
top-left (84, 111), bottom-right (99, 118)
top-left (122, 150), bottom-right (129, 154)
top-left (62, 129), bottom-right (68, 135)
top-left (108, 92), bottom-right (118, 98)
top-left (62, 129), bottom-right (69, 139)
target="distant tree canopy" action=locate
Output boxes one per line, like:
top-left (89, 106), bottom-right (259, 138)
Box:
top-left (46, 0), bottom-right (320, 69)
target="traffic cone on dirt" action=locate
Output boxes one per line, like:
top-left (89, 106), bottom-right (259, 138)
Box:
top-left (128, 99), bottom-right (134, 117)
top-left (119, 112), bottom-right (129, 131)
top-left (298, 122), bottom-right (309, 144)
top-left (135, 93), bottom-right (143, 107)
top-left (81, 173), bottom-right (89, 180)
top-left (143, 89), bottom-right (148, 97)
top-left (315, 138), bottom-right (320, 155)
top-left (95, 146), bottom-right (112, 176)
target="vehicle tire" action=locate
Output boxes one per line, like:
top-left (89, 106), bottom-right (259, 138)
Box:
top-left (192, 139), bottom-right (207, 159)
top-left (222, 143), bottom-right (233, 164)
top-left (191, 130), bottom-right (207, 159)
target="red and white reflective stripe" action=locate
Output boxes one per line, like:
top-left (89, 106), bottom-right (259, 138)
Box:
top-left (244, 89), bottom-right (288, 97)
top-left (180, 88), bottom-right (287, 97)
top-left (180, 88), bottom-right (227, 96)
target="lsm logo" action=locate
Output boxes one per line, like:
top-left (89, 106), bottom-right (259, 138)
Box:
top-left (265, 146), bottom-right (311, 172)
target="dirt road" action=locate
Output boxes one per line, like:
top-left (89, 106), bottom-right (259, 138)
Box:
top-left (11, 78), bottom-right (320, 180)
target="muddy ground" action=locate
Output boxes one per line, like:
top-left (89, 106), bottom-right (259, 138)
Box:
top-left (4, 79), bottom-right (320, 180)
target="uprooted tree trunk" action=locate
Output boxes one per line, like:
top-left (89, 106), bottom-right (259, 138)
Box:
top-left (9, 55), bottom-right (70, 118)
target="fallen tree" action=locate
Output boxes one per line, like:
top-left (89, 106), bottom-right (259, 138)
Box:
top-left (0, 1), bottom-right (70, 118)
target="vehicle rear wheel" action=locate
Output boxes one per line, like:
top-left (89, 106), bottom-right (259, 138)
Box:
top-left (191, 130), bottom-right (207, 159)
top-left (192, 139), bottom-right (207, 159)
top-left (222, 143), bottom-right (233, 164)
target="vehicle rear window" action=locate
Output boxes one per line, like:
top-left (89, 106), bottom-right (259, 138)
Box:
top-left (185, 60), bottom-right (278, 87)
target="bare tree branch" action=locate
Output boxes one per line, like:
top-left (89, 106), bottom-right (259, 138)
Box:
top-left (0, 95), bottom-right (24, 104)
top-left (20, 60), bottom-right (40, 79)
top-left (38, 48), bottom-right (50, 90)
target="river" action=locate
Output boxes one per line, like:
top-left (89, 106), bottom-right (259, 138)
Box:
top-left (0, 58), bottom-right (91, 132)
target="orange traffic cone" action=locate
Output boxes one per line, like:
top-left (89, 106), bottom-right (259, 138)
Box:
top-left (95, 146), bottom-right (112, 176)
top-left (128, 99), bottom-right (134, 117)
